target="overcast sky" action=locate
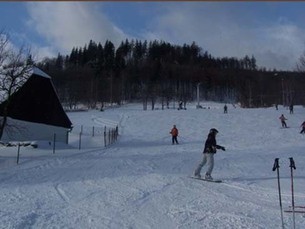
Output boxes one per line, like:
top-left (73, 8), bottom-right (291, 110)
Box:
top-left (1, 2), bottom-right (305, 71)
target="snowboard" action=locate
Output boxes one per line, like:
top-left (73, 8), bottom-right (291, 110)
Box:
top-left (189, 176), bottom-right (222, 183)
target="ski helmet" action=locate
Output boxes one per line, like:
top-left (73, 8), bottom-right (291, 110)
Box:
top-left (209, 128), bottom-right (219, 134)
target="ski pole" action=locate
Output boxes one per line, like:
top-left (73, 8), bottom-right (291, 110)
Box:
top-left (289, 157), bottom-right (296, 229)
top-left (272, 158), bottom-right (285, 229)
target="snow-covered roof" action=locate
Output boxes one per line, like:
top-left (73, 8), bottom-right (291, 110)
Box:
top-left (0, 66), bottom-right (50, 79)
top-left (31, 67), bottom-right (51, 79)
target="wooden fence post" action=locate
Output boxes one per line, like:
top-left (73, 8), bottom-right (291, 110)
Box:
top-left (79, 132), bottom-right (82, 150)
top-left (104, 126), bottom-right (107, 147)
top-left (115, 126), bottom-right (118, 140)
top-left (17, 143), bottom-right (21, 164)
top-left (108, 129), bottom-right (111, 145)
top-left (53, 133), bottom-right (56, 154)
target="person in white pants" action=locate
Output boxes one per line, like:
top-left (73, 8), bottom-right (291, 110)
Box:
top-left (194, 128), bottom-right (225, 180)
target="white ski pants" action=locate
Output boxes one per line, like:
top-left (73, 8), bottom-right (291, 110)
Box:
top-left (194, 153), bottom-right (214, 176)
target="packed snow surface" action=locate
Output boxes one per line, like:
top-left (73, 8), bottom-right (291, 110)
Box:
top-left (1, 102), bottom-right (305, 229)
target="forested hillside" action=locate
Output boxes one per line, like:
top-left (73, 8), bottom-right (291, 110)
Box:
top-left (37, 39), bottom-right (305, 109)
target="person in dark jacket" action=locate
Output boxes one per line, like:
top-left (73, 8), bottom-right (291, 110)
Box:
top-left (289, 104), bottom-right (294, 114)
top-left (194, 128), bottom-right (225, 180)
top-left (224, 104), bottom-right (228, 113)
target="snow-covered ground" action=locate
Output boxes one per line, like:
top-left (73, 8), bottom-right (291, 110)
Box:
top-left (1, 102), bottom-right (305, 229)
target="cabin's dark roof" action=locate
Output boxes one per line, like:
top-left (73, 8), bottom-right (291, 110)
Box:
top-left (0, 68), bottom-right (72, 129)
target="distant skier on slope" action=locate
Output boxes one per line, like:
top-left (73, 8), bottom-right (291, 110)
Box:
top-left (224, 104), bottom-right (228, 114)
top-left (178, 100), bottom-right (183, 110)
top-left (170, 125), bottom-right (179, 145)
top-left (279, 114), bottom-right (288, 128)
top-left (194, 128), bottom-right (225, 180)
top-left (289, 104), bottom-right (294, 114)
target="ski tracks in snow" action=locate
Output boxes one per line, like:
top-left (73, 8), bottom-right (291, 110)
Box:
top-left (165, 178), bottom-right (276, 229)
top-left (54, 183), bottom-right (70, 203)
top-left (91, 116), bottom-right (118, 128)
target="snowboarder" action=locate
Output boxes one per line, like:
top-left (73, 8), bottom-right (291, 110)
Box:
top-left (224, 104), bottom-right (228, 113)
top-left (300, 121), bottom-right (305, 134)
top-left (170, 125), bottom-right (179, 144)
top-left (279, 114), bottom-right (288, 128)
top-left (194, 128), bottom-right (225, 180)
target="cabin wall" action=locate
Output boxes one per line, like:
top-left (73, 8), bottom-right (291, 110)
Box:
top-left (1, 117), bottom-right (70, 143)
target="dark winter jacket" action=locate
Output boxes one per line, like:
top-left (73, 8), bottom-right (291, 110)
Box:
top-left (203, 133), bottom-right (224, 154)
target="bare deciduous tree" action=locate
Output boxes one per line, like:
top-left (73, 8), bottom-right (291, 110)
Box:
top-left (0, 31), bottom-right (34, 140)
top-left (296, 51), bottom-right (305, 72)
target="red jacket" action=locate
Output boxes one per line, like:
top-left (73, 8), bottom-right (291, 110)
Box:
top-left (170, 127), bottom-right (178, 137)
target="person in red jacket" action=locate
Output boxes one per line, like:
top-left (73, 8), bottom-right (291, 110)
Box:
top-left (170, 125), bottom-right (179, 144)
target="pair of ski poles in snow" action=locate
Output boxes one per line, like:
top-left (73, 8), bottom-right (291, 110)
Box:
top-left (273, 157), bottom-right (296, 229)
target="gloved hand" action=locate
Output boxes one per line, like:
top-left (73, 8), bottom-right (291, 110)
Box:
top-left (221, 146), bottom-right (226, 151)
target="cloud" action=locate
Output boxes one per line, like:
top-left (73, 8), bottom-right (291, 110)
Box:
top-left (24, 2), bottom-right (305, 70)
top-left (26, 2), bottom-right (128, 58)
top-left (255, 23), bottom-right (305, 70)
top-left (141, 3), bottom-right (305, 70)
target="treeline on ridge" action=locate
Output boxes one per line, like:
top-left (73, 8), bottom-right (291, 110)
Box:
top-left (36, 39), bottom-right (305, 109)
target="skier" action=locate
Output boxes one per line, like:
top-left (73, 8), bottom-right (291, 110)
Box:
top-left (289, 104), bottom-right (294, 114)
top-left (224, 104), bottom-right (228, 113)
top-left (300, 121), bottom-right (305, 134)
top-left (194, 128), bottom-right (225, 180)
top-left (279, 114), bottom-right (288, 128)
top-left (170, 125), bottom-right (179, 144)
